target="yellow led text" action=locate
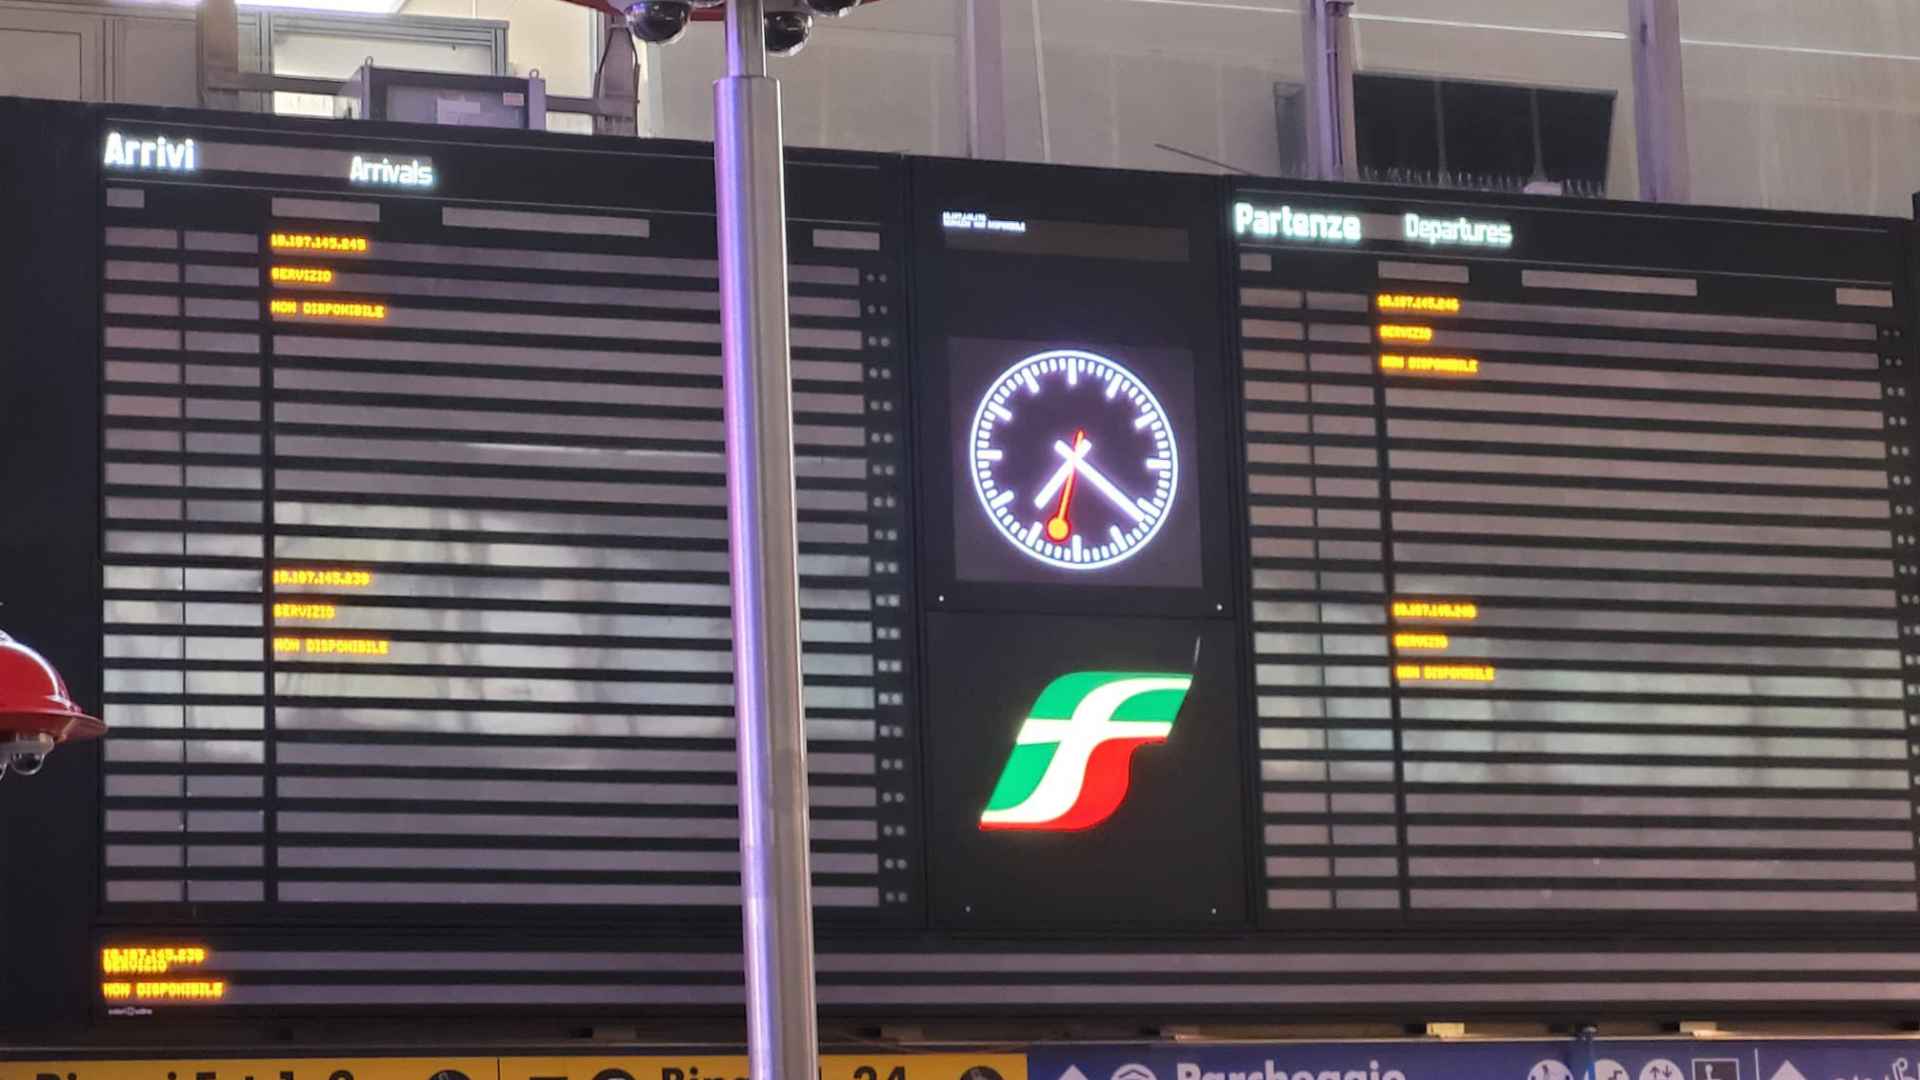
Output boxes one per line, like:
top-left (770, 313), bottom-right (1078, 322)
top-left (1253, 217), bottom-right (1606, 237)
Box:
top-left (102, 946), bottom-right (207, 975)
top-left (1395, 663), bottom-right (1496, 683)
top-left (1393, 632), bottom-right (1451, 650)
top-left (1377, 293), bottom-right (1461, 314)
top-left (274, 568), bottom-right (372, 587)
top-left (1377, 324), bottom-right (1434, 343)
top-left (101, 980), bottom-right (227, 1001)
top-left (1380, 353), bottom-right (1478, 375)
top-left (269, 232), bottom-right (368, 253)
top-left (270, 265), bottom-right (335, 285)
top-left (271, 299), bottom-right (387, 321)
top-left (273, 602), bottom-right (337, 621)
top-left (304, 638), bottom-right (390, 656)
top-left (1392, 599), bottom-right (1478, 621)
top-left (275, 638), bottom-right (391, 656)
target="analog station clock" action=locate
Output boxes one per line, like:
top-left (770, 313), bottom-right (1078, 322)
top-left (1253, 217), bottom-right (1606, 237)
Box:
top-left (967, 349), bottom-right (1178, 571)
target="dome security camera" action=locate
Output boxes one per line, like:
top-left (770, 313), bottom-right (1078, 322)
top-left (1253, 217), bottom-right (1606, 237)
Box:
top-left (800, 0), bottom-right (862, 15)
top-left (765, 9), bottom-right (813, 55)
top-left (625, 0), bottom-right (692, 43)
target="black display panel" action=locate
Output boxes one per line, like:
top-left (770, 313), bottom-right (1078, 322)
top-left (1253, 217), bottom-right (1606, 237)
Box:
top-left (908, 162), bottom-right (1252, 932)
top-left (910, 161), bottom-right (1237, 617)
top-left (0, 96), bottom-right (104, 1039)
top-left (1226, 187), bottom-right (1919, 925)
top-left (12, 100), bottom-right (1920, 1030)
top-left (49, 105), bottom-right (923, 1024)
top-left (85, 113), bottom-right (917, 932)
top-left (949, 337), bottom-right (1201, 589)
top-left (922, 612), bottom-right (1246, 929)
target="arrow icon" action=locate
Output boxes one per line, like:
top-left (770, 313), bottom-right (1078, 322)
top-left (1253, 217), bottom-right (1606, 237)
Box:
top-left (1059, 1068), bottom-right (1091, 1080)
top-left (1767, 1063), bottom-right (1806, 1080)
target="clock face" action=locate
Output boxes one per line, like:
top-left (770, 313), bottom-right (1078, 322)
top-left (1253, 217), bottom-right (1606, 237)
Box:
top-left (968, 349), bottom-right (1178, 571)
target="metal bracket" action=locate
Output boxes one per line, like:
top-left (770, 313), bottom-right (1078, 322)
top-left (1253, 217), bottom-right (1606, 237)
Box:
top-left (592, 14), bottom-right (639, 136)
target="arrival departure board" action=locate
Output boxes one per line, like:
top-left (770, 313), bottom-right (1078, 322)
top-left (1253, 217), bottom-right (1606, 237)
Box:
top-left (1232, 191), bottom-right (1917, 918)
top-left (17, 98), bottom-right (1920, 1029)
top-left (92, 117), bottom-right (917, 920)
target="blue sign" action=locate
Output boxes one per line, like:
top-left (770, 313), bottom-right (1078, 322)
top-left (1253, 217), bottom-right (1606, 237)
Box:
top-left (1033, 1039), bottom-right (1920, 1080)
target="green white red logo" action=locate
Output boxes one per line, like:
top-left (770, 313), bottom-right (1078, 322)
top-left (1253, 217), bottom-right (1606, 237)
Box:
top-left (979, 671), bottom-right (1193, 832)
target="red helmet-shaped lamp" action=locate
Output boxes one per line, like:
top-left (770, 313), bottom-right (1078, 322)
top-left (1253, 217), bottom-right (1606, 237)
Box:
top-left (0, 631), bottom-right (104, 780)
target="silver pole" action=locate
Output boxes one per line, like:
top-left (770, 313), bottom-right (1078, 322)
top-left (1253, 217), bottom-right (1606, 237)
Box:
top-left (714, 2), bottom-right (820, 1078)
top-left (1629, 0), bottom-right (1691, 202)
top-left (958, 0), bottom-right (1008, 159)
top-left (1300, 0), bottom-right (1357, 181)
top-left (195, 0), bottom-right (244, 110)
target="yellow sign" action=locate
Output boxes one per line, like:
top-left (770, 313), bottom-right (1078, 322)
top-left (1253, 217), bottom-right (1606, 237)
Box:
top-left (0, 1054), bottom-right (1027, 1080)
top-left (0, 1059), bottom-right (495, 1080)
top-left (503, 1054), bottom-right (1028, 1080)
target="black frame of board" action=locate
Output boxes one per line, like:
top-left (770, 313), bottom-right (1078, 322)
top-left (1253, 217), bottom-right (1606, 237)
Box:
top-left (905, 156), bottom-right (1242, 622)
top-left (77, 102), bottom-right (923, 934)
top-left (2, 97), bottom-right (1920, 1033)
top-left (1222, 175), bottom-right (1920, 941)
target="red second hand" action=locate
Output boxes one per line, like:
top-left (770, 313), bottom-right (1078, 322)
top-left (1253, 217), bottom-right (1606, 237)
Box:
top-left (1046, 429), bottom-right (1086, 542)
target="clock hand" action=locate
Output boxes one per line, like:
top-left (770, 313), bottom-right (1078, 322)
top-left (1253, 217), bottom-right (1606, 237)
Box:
top-left (1031, 435), bottom-right (1093, 508)
top-left (1054, 441), bottom-right (1148, 523)
top-left (1045, 430), bottom-right (1086, 541)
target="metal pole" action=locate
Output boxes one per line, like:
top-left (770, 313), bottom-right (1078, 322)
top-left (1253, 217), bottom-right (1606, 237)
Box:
top-left (1300, 0), bottom-right (1357, 181)
top-left (714, 2), bottom-right (820, 1078)
top-left (1629, 0), bottom-right (1691, 202)
top-left (1028, 0), bottom-right (1052, 162)
top-left (195, 0), bottom-right (244, 111)
top-left (958, 0), bottom-right (1008, 159)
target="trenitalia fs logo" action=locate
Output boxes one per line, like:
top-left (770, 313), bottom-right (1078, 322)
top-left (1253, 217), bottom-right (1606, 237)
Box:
top-left (979, 671), bottom-right (1193, 832)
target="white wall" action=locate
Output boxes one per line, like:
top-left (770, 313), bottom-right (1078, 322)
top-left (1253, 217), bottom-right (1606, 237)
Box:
top-left (0, 0), bottom-right (198, 106)
top-left (1027, 0), bottom-right (1301, 175)
top-left (398, 0), bottom-right (592, 98)
top-left (977, 0), bottom-right (1920, 214)
top-left (6, 0), bottom-right (1920, 217)
top-left (0, 0), bottom-right (585, 116)
top-left (644, 0), bottom-right (1920, 217)
top-left (649, 1), bottom-right (964, 156)
top-left (651, 0), bottom-right (1641, 185)
top-left (1680, 0), bottom-right (1920, 215)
